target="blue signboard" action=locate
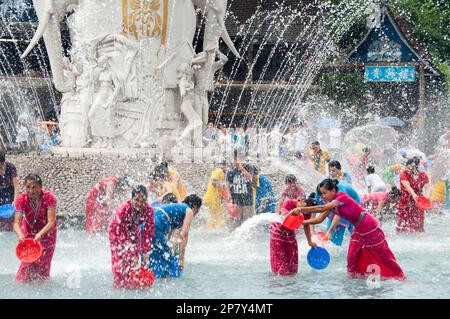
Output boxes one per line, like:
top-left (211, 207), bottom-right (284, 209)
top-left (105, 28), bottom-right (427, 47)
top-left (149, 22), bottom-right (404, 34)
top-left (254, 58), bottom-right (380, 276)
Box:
top-left (364, 66), bottom-right (415, 82)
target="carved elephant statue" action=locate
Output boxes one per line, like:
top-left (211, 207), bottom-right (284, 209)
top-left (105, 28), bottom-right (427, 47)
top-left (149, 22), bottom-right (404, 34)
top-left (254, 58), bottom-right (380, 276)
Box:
top-left (22, 0), bottom-right (240, 93)
top-left (22, 0), bottom-right (80, 92)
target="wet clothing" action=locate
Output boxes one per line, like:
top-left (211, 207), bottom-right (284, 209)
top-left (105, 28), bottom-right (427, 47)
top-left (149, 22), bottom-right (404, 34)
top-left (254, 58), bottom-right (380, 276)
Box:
top-left (382, 164), bottom-right (404, 186)
top-left (315, 181), bottom-right (359, 246)
top-left (204, 168), bottom-right (227, 229)
top-left (431, 180), bottom-right (449, 210)
top-left (149, 203), bottom-right (188, 278)
top-left (109, 200), bottom-right (154, 289)
top-left (333, 192), bottom-right (405, 280)
top-left (15, 190), bottom-right (57, 282)
top-left (281, 184), bottom-right (306, 201)
top-left (0, 162), bottom-right (17, 205)
top-left (85, 176), bottom-right (120, 234)
top-left (396, 170), bottom-right (429, 233)
top-left (255, 175), bottom-right (276, 214)
top-left (226, 166), bottom-right (254, 206)
top-left (309, 149), bottom-right (330, 175)
top-left (362, 192), bottom-right (388, 210)
top-left (270, 199), bottom-right (311, 275)
top-left (168, 168), bottom-right (187, 201)
top-left (366, 173), bottom-right (387, 193)
top-left (0, 161), bottom-right (17, 231)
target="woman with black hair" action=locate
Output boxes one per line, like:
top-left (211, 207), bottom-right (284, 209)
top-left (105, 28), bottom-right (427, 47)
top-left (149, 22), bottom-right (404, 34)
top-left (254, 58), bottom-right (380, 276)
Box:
top-left (149, 194), bottom-right (202, 278)
top-left (298, 179), bottom-right (405, 280)
top-left (13, 174), bottom-right (58, 282)
top-left (276, 174), bottom-right (306, 212)
top-left (362, 187), bottom-right (401, 222)
top-left (147, 165), bottom-right (181, 202)
top-left (109, 185), bottom-right (154, 289)
top-left (396, 157), bottom-right (431, 233)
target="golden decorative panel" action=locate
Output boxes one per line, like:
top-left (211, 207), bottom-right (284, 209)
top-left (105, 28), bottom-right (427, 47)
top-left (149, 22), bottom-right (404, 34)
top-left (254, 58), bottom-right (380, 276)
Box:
top-left (122, 0), bottom-right (168, 45)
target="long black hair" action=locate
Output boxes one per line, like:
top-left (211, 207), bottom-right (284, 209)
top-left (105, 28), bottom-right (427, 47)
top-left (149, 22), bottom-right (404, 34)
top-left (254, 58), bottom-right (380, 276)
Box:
top-left (183, 194), bottom-right (202, 210)
top-left (305, 192), bottom-right (317, 206)
top-left (318, 178), bottom-right (339, 193)
top-left (406, 156), bottom-right (420, 168)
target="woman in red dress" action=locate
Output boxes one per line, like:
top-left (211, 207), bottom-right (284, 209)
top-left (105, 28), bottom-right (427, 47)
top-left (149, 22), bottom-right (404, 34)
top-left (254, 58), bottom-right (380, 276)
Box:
top-left (109, 185), bottom-right (154, 289)
top-left (85, 176), bottom-right (131, 233)
top-left (300, 179), bottom-right (405, 280)
top-left (396, 157), bottom-right (431, 233)
top-left (270, 198), bottom-right (315, 275)
top-left (13, 174), bottom-right (57, 282)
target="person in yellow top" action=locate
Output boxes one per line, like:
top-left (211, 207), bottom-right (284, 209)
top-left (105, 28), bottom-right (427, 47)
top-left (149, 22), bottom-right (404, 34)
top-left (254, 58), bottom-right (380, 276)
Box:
top-left (203, 161), bottom-right (230, 229)
top-left (308, 141), bottom-right (330, 175)
top-left (161, 161), bottom-right (188, 200)
top-left (431, 176), bottom-right (449, 213)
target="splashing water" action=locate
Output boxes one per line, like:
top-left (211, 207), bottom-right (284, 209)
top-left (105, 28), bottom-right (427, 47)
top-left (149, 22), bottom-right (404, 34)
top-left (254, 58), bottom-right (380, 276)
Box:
top-left (1, 211), bottom-right (450, 298)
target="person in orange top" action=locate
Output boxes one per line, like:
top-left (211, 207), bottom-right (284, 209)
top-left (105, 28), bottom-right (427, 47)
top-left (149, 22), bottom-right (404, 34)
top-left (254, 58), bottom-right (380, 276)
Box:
top-left (147, 165), bottom-right (181, 202)
top-left (161, 161), bottom-right (187, 200)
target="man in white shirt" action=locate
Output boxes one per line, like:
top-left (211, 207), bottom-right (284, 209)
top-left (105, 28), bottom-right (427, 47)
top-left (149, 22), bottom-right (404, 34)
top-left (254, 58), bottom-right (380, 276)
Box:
top-left (365, 165), bottom-right (387, 194)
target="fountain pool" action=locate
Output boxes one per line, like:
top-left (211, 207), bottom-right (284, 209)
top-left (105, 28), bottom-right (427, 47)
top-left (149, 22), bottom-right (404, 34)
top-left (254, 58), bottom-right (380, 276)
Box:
top-left (1, 211), bottom-right (449, 299)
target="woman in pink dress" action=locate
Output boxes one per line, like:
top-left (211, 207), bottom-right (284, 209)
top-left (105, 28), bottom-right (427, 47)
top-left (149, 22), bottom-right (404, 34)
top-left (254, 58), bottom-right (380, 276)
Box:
top-left (300, 179), bottom-right (405, 280)
top-left (270, 198), bottom-right (315, 275)
top-left (396, 157), bottom-right (431, 233)
top-left (276, 174), bottom-right (306, 212)
top-left (362, 186), bottom-right (400, 222)
top-left (109, 185), bottom-right (154, 289)
top-left (13, 174), bottom-right (57, 282)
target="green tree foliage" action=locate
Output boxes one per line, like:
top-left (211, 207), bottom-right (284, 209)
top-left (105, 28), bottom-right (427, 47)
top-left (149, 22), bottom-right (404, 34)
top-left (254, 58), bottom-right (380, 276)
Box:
top-left (390, 0), bottom-right (450, 63)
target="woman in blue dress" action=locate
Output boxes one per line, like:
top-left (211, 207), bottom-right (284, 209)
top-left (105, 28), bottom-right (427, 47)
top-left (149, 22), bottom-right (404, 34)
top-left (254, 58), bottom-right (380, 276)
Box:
top-left (149, 194), bottom-right (202, 278)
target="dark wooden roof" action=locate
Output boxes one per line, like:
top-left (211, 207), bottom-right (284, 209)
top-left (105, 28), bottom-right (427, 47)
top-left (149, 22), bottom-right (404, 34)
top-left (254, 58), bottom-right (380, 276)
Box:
top-left (348, 5), bottom-right (439, 75)
top-left (225, 0), bottom-right (322, 43)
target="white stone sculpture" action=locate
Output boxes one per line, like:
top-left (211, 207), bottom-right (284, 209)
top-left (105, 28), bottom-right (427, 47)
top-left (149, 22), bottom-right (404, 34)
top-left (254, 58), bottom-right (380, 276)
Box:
top-left (175, 62), bottom-right (202, 148)
top-left (193, 48), bottom-right (228, 127)
top-left (87, 56), bottom-right (119, 148)
top-left (21, 0), bottom-right (241, 155)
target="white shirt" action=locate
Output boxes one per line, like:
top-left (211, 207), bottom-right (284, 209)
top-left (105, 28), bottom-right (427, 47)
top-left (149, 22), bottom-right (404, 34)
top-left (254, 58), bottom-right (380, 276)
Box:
top-left (365, 173), bottom-right (387, 192)
top-left (328, 128), bottom-right (342, 149)
top-left (16, 126), bottom-right (29, 143)
top-left (294, 130), bottom-right (308, 152)
top-left (217, 131), bottom-right (231, 153)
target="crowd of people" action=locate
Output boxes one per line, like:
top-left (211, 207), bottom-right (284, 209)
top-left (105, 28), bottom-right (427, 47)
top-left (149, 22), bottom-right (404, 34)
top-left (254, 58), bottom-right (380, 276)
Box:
top-left (202, 121), bottom-right (330, 161)
top-left (0, 124), bottom-right (448, 288)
